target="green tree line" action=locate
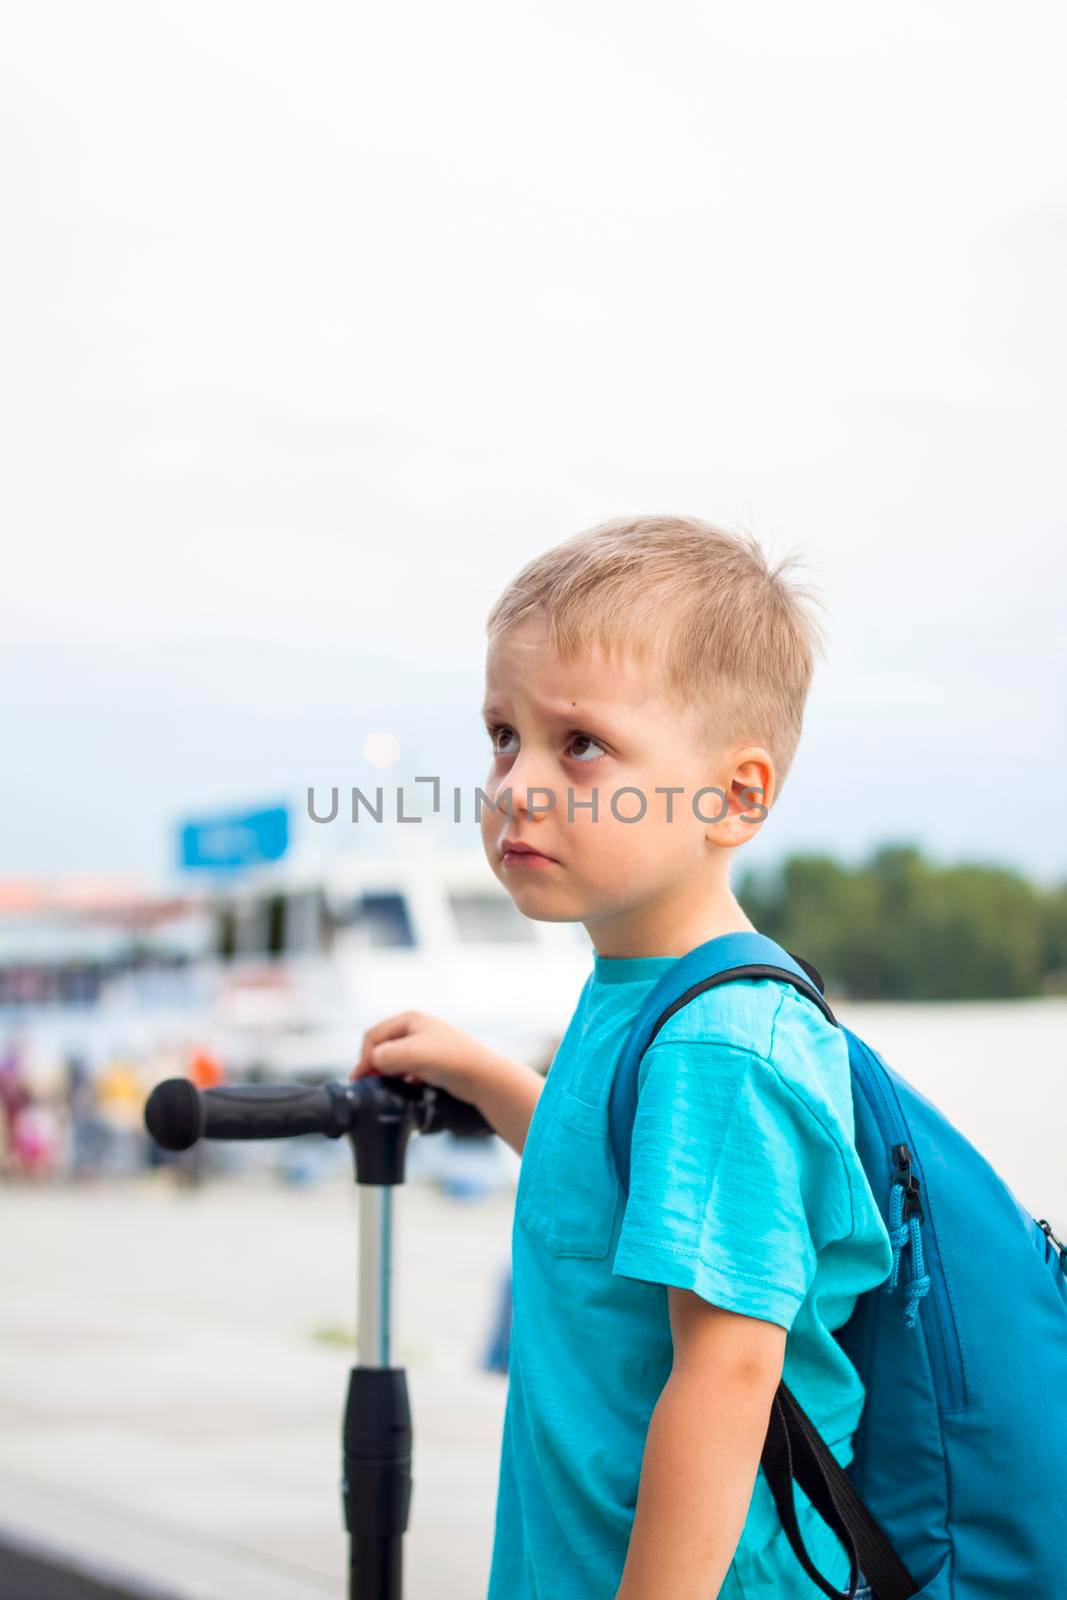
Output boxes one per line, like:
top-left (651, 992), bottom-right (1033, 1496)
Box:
top-left (737, 843), bottom-right (1067, 1000)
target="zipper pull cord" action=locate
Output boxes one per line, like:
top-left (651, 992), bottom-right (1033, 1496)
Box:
top-left (884, 1144), bottom-right (932, 1324)
top-left (884, 1180), bottom-right (910, 1293)
top-left (902, 1211), bottom-right (931, 1328)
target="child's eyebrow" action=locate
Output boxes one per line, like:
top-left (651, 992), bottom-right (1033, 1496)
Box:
top-left (480, 699), bottom-right (622, 736)
top-left (481, 699), bottom-right (599, 722)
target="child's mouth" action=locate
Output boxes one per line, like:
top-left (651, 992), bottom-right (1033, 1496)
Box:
top-left (501, 841), bottom-right (558, 868)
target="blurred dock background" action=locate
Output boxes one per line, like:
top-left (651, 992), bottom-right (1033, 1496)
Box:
top-left (1, 945), bottom-right (1063, 1597)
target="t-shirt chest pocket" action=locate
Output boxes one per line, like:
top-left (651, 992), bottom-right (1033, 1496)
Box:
top-left (517, 1084), bottom-right (619, 1259)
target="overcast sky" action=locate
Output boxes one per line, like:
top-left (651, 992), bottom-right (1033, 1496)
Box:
top-left (2, 2), bottom-right (1064, 889)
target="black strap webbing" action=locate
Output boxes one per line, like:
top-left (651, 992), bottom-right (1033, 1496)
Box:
top-left (762, 1382), bottom-right (919, 1600)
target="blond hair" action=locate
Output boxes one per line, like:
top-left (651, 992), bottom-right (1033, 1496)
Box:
top-left (485, 514), bottom-right (828, 800)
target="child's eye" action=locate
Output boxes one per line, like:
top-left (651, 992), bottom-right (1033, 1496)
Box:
top-left (567, 733), bottom-right (606, 764)
top-left (485, 724), bottom-right (606, 764)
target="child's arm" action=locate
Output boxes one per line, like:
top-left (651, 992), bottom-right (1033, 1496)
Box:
top-left (615, 1289), bottom-right (786, 1600)
top-left (468, 1053), bottom-right (546, 1156)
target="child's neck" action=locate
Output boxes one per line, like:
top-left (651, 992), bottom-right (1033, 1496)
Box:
top-left (585, 885), bottom-right (756, 961)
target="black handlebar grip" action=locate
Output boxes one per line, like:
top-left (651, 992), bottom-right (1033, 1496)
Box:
top-left (145, 1079), bottom-right (349, 1150)
top-left (144, 1077), bottom-right (202, 1150)
top-left (201, 1083), bottom-right (347, 1142)
top-left (144, 1075), bottom-right (494, 1153)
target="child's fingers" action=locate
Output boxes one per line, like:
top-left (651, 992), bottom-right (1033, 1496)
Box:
top-left (351, 1013), bottom-right (420, 1079)
top-left (363, 1037), bottom-right (422, 1078)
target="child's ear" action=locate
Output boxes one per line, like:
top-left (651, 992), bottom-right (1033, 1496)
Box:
top-left (708, 751), bottom-right (774, 849)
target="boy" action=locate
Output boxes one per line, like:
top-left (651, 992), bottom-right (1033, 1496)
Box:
top-left (352, 515), bottom-right (892, 1599)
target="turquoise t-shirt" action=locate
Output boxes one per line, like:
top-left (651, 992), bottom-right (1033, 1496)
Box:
top-left (486, 950), bottom-right (893, 1600)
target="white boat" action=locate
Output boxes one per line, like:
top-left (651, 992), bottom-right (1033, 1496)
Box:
top-left (0, 849), bottom-right (593, 1086)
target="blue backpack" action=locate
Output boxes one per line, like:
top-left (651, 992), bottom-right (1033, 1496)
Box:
top-left (607, 932), bottom-right (1067, 1600)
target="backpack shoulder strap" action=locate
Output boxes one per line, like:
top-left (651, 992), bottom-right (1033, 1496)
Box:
top-left (607, 931), bottom-right (837, 1197)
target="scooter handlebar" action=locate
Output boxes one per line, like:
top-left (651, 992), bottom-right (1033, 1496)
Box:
top-left (144, 1076), bottom-right (492, 1152)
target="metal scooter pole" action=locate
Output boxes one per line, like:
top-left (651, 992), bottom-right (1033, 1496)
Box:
top-left (342, 1081), bottom-right (412, 1600)
top-left (142, 1072), bottom-right (493, 1600)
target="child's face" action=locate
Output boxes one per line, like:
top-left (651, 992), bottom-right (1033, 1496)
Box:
top-left (480, 612), bottom-right (769, 950)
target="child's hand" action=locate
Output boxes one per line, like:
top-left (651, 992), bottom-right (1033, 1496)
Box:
top-left (350, 1011), bottom-right (497, 1105)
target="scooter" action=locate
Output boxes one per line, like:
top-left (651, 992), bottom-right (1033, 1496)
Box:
top-left (143, 1072), bottom-right (493, 1600)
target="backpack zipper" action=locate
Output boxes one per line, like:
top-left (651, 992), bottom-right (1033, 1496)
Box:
top-left (846, 1030), bottom-right (968, 1414)
top-left (887, 1143), bottom-right (932, 1324)
top-left (891, 1143), bottom-right (924, 1221)
top-left (1037, 1217), bottom-right (1067, 1274)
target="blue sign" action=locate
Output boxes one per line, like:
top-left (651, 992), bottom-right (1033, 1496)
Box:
top-left (179, 804), bottom-right (289, 872)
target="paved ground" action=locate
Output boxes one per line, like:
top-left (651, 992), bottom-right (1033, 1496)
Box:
top-left (0, 1164), bottom-right (515, 1600)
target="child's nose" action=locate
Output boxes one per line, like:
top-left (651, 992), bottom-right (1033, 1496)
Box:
top-left (501, 753), bottom-right (558, 817)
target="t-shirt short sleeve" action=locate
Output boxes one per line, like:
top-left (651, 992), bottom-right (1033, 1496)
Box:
top-left (611, 1036), bottom-right (854, 1331)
